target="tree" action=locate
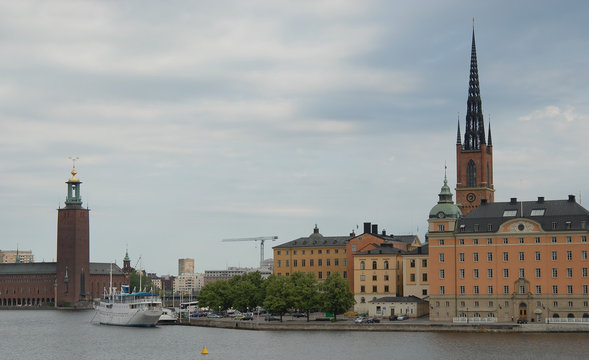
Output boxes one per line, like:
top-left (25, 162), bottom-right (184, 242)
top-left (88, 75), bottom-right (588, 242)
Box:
top-left (320, 272), bottom-right (355, 321)
top-left (198, 280), bottom-right (232, 312)
top-left (290, 272), bottom-right (321, 321)
top-left (229, 272), bottom-right (265, 311)
top-left (129, 271), bottom-right (154, 293)
top-left (263, 275), bottom-right (294, 321)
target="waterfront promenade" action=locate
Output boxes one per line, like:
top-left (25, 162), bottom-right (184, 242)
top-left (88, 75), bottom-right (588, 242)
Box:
top-left (180, 314), bottom-right (589, 333)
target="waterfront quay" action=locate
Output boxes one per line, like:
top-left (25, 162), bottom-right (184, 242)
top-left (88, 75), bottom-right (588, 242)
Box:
top-left (179, 314), bottom-right (589, 333)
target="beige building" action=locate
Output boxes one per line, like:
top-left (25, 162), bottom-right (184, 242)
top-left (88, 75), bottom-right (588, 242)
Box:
top-left (367, 296), bottom-right (429, 318)
top-left (174, 272), bottom-right (204, 295)
top-left (353, 244), bottom-right (404, 314)
top-left (402, 245), bottom-right (429, 299)
top-left (0, 250), bottom-right (34, 263)
top-left (178, 258), bottom-right (195, 275)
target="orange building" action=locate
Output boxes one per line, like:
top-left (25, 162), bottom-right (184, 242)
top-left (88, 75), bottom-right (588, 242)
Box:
top-left (402, 244), bottom-right (429, 299)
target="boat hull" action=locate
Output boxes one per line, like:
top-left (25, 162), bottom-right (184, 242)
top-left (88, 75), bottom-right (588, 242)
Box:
top-left (96, 301), bottom-right (162, 327)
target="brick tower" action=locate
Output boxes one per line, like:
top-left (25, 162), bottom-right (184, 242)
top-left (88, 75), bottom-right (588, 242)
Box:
top-left (56, 164), bottom-right (90, 306)
top-left (456, 28), bottom-right (494, 215)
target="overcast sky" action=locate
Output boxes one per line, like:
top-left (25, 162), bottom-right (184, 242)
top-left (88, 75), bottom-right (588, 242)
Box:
top-left (1, 1), bottom-right (588, 276)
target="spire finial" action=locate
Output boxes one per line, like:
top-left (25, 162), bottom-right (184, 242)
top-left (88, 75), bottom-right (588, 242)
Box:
top-left (68, 156), bottom-right (80, 181)
top-left (456, 114), bottom-right (462, 145)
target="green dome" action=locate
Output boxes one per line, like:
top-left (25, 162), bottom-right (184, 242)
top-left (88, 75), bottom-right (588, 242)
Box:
top-left (429, 175), bottom-right (462, 219)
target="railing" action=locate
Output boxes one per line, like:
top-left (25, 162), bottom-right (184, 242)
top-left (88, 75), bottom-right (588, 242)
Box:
top-left (452, 317), bottom-right (497, 323)
top-left (546, 318), bottom-right (589, 324)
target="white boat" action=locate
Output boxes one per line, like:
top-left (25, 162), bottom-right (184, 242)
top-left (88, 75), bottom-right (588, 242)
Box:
top-left (158, 307), bottom-right (179, 324)
top-left (95, 285), bottom-right (163, 327)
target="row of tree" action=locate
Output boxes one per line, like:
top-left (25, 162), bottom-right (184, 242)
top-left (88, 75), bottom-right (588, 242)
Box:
top-left (198, 272), bottom-right (355, 321)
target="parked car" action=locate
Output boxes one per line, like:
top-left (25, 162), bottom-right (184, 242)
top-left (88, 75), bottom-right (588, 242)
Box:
top-left (242, 314), bottom-right (254, 321)
top-left (354, 317), bottom-right (364, 323)
top-left (388, 315), bottom-right (398, 321)
top-left (208, 313), bottom-right (223, 318)
top-left (265, 316), bottom-right (280, 321)
top-left (366, 318), bottom-right (380, 323)
top-left (517, 318), bottom-right (528, 324)
top-left (234, 314), bottom-right (246, 320)
top-left (292, 313), bottom-right (306, 318)
top-left (397, 315), bottom-right (408, 320)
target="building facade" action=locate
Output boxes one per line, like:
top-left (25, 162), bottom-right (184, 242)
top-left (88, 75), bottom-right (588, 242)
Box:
top-left (402, 244), bottom-right (429, 299)
top-left (178, 258), bottom-right (195, 275)
top-left (0, 250), bottom-right (34, 264)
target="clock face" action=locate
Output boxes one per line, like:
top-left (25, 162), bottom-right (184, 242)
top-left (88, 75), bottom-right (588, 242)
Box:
top-left (466, 193), bottom-right (476, 203)
top-left (437, 211), bottom-right (445, 218)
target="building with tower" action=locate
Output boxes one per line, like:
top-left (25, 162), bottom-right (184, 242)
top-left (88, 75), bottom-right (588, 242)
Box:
top-left (455, 29), bottom-right (494, 216)
top-left (0, 166), bottom-right (126, 307)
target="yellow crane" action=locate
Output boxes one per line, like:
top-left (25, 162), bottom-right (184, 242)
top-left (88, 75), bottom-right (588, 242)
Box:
top-left (222, 236), bottom-right (278, 266)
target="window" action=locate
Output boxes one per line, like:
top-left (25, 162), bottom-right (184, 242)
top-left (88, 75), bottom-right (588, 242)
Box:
top-left (535, 237), bottom-right (541, 244)
top-left (326, 259), bottom-right (331, 266)
top-left (384, 285), bottom-right (389, 292)
top-left (440, 286), bottom-right (445, 295)
top-left (293, 260), bottom-right (298, 267)
top-left (459, 269), bottom-right (465, 279)
top-left (277, 260), bottom-right (282, 267)
top-left (504, 269), bottom-right (509, 278)
top-left (311, 250), bottom-right (314, 254)
top-left (334, 249), bottom-right (338, 254)
top-left (460, 301), bottom-right (466, 307)
top-left (439, 239), bottom-right (445, 245)
top-left (422, 273), bottom-right (428, 281)
top-left (438, 224), bottom-right (445, 231)
top-left (277, 251), bottom-right (281, 255)
top-left (583, 250), bottom-right (588, 260)
top-left (439, 253), bottom-right (445, 262)
top-left (410, 274), bottom-right (415, 282)
top-left (351, 245), bottom-right (356, 252)
top-left (567, 285), bottom-right (573, 294)
top-left (474, 224), bottom-right (479, 232)
top-left (504, 285), bottom-right (509, 294)
top-left (567, 236), bottom-right (572, 243)
top-left (302, 259), bottom-right (306, 267)
top-left (583, 268), bottom-right (588, 278)
top-left (410, 259), bottom-right (415, 268)
top-left (488, 269), bottom-right (493, 278)
top-left (553, 268), bottom-right (558, 278)
top-left (318, 272), bottom-right (323, 279)
top-left (474, 269), bottom-right (479, 279)
top-left (310, 259), bottom-right (314, 266)
top-left (488, 286), bottom-right (494, 294)
top-left (460, 285), bottom-right (465, 294)
top-left (422, 259), bottom-right (427, 267)
top-left (473, 252), bottom-right (479, 262)
top-left (318, 259), bottom-right (322, 266)
top-left (567, 268), bottom-right (573, 278)
top-left (467, 160), bottom-right (476, 187)
top-left (519, 268), bottom-right (525, 278)
top-left (440, 269), bottom-right (445, 279)
top-left (488, 224), bottom-right (493, 231)
top-left (487, 252), bottom-right (493, 261)
top-left (372, 261), bottom-right (377, 270)
top-left (519, 252), bottom-right (525, 261)
top-left (360, 275), bottom-right (365, 281)
top-left (372, 275), bottom-right (377, 281)
top-left (503, 210), bottom-right (517, 217)
top-left (474, 301), bottom-right (479, 307)
top-left (536, 285), bottom-right (542, 294)
top-left (384, 275), bottom-right (389, 281)
top-left (459, 253), bottom-right (465, 262)
top-left (334, 258), bottom-right (339, 266)
top-left (487, 238), bottom-right (492, 245)
top-left (286, 260), bottom-right (290, 267)
top-left (536, 268), bottom-right (541, 278)
top-left (503, 252), bottom-right (509, 261)
top-left (552, 223), bottom-right (557, 230)
top-left (422, 289), bottom-right (428, 296)
top-left (531, 209), bottom-right (545, 216)
top-left (474, 285), bottom-right (479, 294)
top-left (584, 285), bottom-right (588, 295)
top-left (519, 238), bottom-right (524, 244)
top-left (383, 260), bottom-right (388, 269)
top-left (360, 285), bottom-right (365, 293)
top-left (536, 251), bottom-right (541, 261)
top-left (503, 238), bottom-right (509, 244)
top-left (552, 236), bottom-right (557, 243)
top-left (520, 285), bottom-right (526, 294)
top-left (473, 239), bottom-right (479, 245)
top-left (360, 261), bottom-right (365, 270)
top-left (459, 239), bottom-right (465, 245)
top-left (552, 251), bottom-right (558, 261)
top-left (318, 250), bottom-right (322, 254)
top-left (372, 285), bottom-right (377, 293)
top-left (567, 251), bottom-right (573, 261)
top-left (583, 236), bottom-right (587, 243)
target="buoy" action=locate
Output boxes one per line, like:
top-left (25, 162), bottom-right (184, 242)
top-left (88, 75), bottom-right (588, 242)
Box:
top-left (201, 346), bottom-right (209, 355)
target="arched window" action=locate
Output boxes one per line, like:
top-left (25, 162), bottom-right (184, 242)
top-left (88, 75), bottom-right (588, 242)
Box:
top-left (567, 313), bottom-right (575, 318)
top-left (361, 297), bottom-right (365, 303)
top-left (372, 261), bottom-right (377, 270)
top-left (360, 261), bottom-right (365, 270)
top-left (384, 261), bottom-right (389, 270)
top-left (486, 162), bottom-right (490, 185)
top-left (467, 160), bottom-right (476, 187)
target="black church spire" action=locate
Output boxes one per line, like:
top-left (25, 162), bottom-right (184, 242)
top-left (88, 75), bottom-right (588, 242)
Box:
top-left (463, 28), bottom-right (486, 150)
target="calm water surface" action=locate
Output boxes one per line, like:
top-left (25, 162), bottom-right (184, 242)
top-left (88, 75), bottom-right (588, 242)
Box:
top-left (1, 310), bottom-right (589, 360)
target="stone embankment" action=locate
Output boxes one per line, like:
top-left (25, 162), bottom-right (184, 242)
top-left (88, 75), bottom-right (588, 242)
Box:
top-left (179, 317), bottom-right (589, 333)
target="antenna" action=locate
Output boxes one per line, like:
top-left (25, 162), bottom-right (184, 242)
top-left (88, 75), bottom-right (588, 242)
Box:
top-left (68, 156), bottom-right (80, 168)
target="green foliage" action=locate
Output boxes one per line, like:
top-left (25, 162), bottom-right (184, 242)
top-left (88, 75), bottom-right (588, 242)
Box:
top-left (263, 274), bottom-right (294, 321)
top-left (290, 272), bottom-right (321, 321)
top-left (198, 280), bottom-right (232, 311)
top-left (129, 272), bottom-right (154, 293)
top-left (320, 272), bottom-right (355, 321)
top-left (229, 272), bottom-right (266, 311)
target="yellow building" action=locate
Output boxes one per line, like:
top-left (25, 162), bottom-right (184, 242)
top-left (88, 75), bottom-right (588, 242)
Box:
top-left (353, 244), bottom-right (404, 314)
top-left (272, 225), bottom-right (352, 280)
top-left (402, 245), bottom-right (429, 299)
top-left (0, 250), bottom-right (34, 263)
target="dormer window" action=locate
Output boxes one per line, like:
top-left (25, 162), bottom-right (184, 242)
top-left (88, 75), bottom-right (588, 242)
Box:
top-left (531, 209), bottom-right (545, 216)
top-left (503, 210), bottom-right (517, 217)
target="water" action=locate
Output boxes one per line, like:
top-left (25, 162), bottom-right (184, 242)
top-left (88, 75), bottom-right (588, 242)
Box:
top-left (1, 310), bottom-right (589, 360)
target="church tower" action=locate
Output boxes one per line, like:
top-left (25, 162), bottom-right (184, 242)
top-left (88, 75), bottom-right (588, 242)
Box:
top-left (56, 164), bottom-right (90, 306)
top-left (456, 28), bottom-right (494, 215)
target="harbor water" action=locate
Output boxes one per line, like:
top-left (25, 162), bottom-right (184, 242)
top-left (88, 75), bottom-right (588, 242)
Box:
top-left (2, 310), bottom-right (589, 360)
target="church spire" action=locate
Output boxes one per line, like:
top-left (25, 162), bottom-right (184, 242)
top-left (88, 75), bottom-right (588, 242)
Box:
top-left (65, 158), bottom-right (83, 208)
top-left (456, 117), bottom-right (462, 145)
top-left (463, 27), bottom-right (486, 150)
top-left (487, 120), bottom-right (493, 147)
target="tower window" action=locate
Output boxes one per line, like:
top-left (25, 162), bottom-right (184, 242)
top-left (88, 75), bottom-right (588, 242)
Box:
top-left (467, 160), bottom-right (476, 187)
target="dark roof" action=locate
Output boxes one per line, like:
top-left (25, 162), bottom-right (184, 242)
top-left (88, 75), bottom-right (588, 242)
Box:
top-left (0, 262), bottom-right (56, 275)
top-left (89, 263), bottom-right (125, 276)
top-left (369, 295), bottom-right (426, 303)
top-left (356, 246), bottom-right (405, 256)
top-left (273, 236), bottom-right (352, 249)
top-left (357, 233), bottom-right (419, 245)
top-left (405, 244), bottom-right (429, 255)
top-left (458, 197), bottom-right (589, 233)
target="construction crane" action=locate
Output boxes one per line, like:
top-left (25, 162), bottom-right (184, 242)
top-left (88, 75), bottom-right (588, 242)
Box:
top-left (222, 236), bottom-right (278, 265)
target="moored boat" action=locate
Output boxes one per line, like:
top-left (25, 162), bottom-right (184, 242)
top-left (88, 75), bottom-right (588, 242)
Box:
top-left (95, 285), bottom-right (163, 327)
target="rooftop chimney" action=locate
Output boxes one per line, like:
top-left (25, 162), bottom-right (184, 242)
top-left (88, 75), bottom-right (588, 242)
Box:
top-left (569, 195), bottom-right (576, 202)
top-left (538, 196), bottom-right (545, 204)
top-left (363, 222), bottom-right (371, 234)
top-left (382, 230), bottom-right (387, 236)
top-left (371, 224), bottom-right (378, 234)
top-left (510, 197), bottom-right (517, 205)
top-left (481, 199), bottom-right (488, 205)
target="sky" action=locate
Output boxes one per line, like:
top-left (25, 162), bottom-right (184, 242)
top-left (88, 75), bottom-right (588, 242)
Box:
top-left (1, 1), bottom-right (588, 276)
